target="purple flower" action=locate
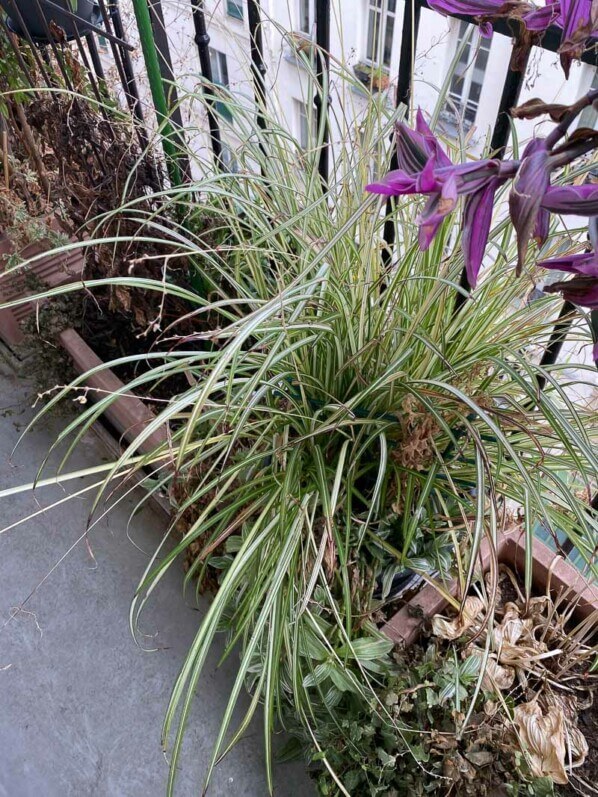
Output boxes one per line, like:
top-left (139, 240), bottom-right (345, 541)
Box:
top-left (366, 111), bottom-right (504, 286)
top-left (508, 139), bottom-right (551, 274)
top-left (522, 1), bottom-right (562, 29)
top-left (558, 0), bottom-right (597, 76)
top-left (428, 0), bottom-right (505, 34)
top-left (542, 184), bottom-right (598, 216)
top-left (540, 250), bottom-right (598, 308)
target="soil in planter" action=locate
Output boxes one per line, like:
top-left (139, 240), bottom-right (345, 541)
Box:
top-left (558, 700), bottom-right (598, 796)
top-left (315, 564), bottom-right (597, 796)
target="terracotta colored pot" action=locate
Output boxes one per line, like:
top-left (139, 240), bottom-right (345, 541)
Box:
top-left (0, 237), bottom-right (167, 455)
top-left (382, 527), bottom-right (598, 648)
top-left (0, 234), bottom-right (85, 348)
top-left (58, 328), bottom-right (168, 455)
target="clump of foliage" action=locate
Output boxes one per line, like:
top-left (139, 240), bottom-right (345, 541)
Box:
top-left (0, 30), bottom-right (596, 797)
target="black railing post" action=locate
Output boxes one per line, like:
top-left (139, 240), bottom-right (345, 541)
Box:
top-left (85, 33), bottom-right (106, 82)
top-left (396, 0), bottom-right (421, 111)
top-left (190, 0), bottom-right (223, 169)
top-left (315, 0), bottom-right (330, 187)
top-left (146, 0), bottom-right (192, 182)
top-left (382, 0), bottom-right (421, 270)
top-left (489, 51), bottom-right (530, 158)
top-left (102, 0), bottom-right (147, 128)
top-left (535, 301), bottom-right (575, 393)
top-left (247, 0), bottom-right (268, 166)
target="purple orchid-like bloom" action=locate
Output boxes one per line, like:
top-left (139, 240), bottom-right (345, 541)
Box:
top-left (540, 250), bottom-right (598, 361)
top-left (366, 111), bottom-right (505, 287)
top-left (540, 250), bottom-right (598, 325)
top-left (428, 0), bottom-right (505, 34)
top-left (522, 1), bottom-right (562, 29)
top-left (542, 184), bottom-right (598, 215)
top-left (558, 0), bottom-right (598, 75)
top-left (508, 139), bottom-right (551, 274)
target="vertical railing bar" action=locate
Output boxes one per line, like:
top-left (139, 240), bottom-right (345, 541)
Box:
top-left (30, 0), bottom-right (78, 94)
top-left (146, 0), bottom-right (192, 181)
top-left (85, 33), bottom-right (106, 83)
top-left (314, 0), bottom-right (330, 187)
top-left (396, 0), bottom-right (421, 111)
top-left (535, 301), bottom-right (575, 393)
top-left (100, 0), bottom-right (147, 128)
top-left (0, 16), bottom-right (39, 95)
top-left (71, 26), bottom-right (110, 110)
top-left (190, 0), bottom-right (223, 170)
top-left (489, 50), bottom-right (531, 159)
top-left (247, 0), bottom-right (268, 173)
top-left (382, 0), bottom-right (421, 271)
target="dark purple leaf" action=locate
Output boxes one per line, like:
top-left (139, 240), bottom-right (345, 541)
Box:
top-left (542, 184), bottom-right (598, 216)
top-left (509, 139), bottom-right (550, 273)
top-left (462, 179), bottom-right (500, 288)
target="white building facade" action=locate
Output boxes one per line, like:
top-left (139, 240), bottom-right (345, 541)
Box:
top-left (106, 0), bottom-right (598, 166)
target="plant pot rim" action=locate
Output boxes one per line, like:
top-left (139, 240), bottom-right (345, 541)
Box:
top-left (382, 525), bottom-right (598, 648)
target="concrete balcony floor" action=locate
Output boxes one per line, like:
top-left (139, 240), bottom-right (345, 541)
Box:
top-left (0, 362), bottom-right (313, 797)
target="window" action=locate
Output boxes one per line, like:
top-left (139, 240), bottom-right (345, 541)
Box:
top-left (365, 0), bottom-right (396, 68)
top-left (209, 48), bottom-right (229, 87)
top-left (209, 49), bottom-right (232, 120)
top-left (227, 0), bottom-right (243, 21)
top-left (295, 99), bottom-right (316, 149)
top-left (443, 20), bottom-right (491, 132)
top-left (221, 144), bottom-right (239, 172)
top-left (298, 0), bottom-right (315, 35)
top-left (579, 68), bottom-right (598, 129)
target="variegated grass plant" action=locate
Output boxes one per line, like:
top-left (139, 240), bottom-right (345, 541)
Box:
top-left (1, 44), bottom-right (597, 795)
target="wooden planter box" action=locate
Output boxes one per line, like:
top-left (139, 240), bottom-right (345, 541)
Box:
top-left (0, 241), bottom-right (168, 455)
top-left (383, 526), bottom-right (598, 648)
top-left (0, 234), bottom-right (85, 347)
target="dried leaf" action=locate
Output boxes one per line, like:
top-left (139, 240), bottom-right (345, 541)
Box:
top-left (482, 657), bottom-right (516, 692)
top-left (467, 750), bottom-right (494, 767)
top-left (511, 98), bottom-right (570, 122)
top-left (514, 701), bottom-right (568, 784)
top-left (432, 597), bottom-right (485, 641)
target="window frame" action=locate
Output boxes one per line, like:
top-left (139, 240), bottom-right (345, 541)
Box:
top-left (579, 67), bottom-right (598, 129)
top-left (295, 98), bottom-right (316, 149)
top-left (226, 0), bottom-right (244, 21)
top-left (209, 47), bottom-right (229, 87)
top-left (298, 0), bottom-right (315, 36)
top-left (364, 0), bottom-right (397, 70)
top-left (444, 20), bottom-right (492, 132)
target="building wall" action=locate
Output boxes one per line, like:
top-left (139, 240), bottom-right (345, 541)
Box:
top-left (105, 0), bottom-right (596, 169)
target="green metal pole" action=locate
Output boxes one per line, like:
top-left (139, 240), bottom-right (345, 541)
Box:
top-left (129, 0), bottom-right (182, 186)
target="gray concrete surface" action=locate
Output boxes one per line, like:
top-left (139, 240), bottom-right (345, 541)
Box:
top-left (0, 365), bottom-right (314, 797)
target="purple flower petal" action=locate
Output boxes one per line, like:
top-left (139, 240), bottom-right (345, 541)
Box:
top-left (534, 207), bottom-right (550, 246)
top-left (418, 173), bottom-right (458, 250)
top-left (558, 0), bottom-right (594, 75)
top-left (541, 184), bottom-right (598, 216)
top-left (538, 251), bottom-right (598, 276)
top-left (544, 275), bottom-right (598, 307)
top-left (509, 139), bottom-right (550, 274)
top-left (415, 110), bottom-right (453, 169)
top-left (365, 169), bottom-right (418, 196)
top-left (428, 0), bottom-right (504, 19)
top-left (462, 179), bottom-right (500, 288)
top-left (522, 1), bottom-right (562, 30)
